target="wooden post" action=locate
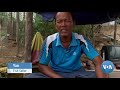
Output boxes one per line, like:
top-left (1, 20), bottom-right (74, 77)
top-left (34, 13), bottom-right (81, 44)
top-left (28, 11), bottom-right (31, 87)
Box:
top-left (114, 20), bottom-right (117, 45)
top-left (24, 12), bottom-right (33, 62)
top-left (91, 25), bottom-right (95, 47)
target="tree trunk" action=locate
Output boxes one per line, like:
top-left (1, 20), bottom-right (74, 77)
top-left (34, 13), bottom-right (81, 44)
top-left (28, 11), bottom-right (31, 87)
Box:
top-left (24, 12), bottom-right (33, 62)
top-left (13, 20), bottom-right (16, 40)
top-left (0, 14), bottom-right (2, 56)
top-left (23, 12), bottom-right (26, 46)
top-left (10, 12), bottom-right (13, 39)
top-left (16, 12), bottom-right (20, 56)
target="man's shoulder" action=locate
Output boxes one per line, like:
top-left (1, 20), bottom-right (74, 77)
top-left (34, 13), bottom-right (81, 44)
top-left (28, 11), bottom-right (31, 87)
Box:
top-left (47, 33), bottom-right (58, 39)
top-left (73, 32), bottom-right (89, 41)
top-left (44, 33), bottom-right (58, 42)
top-left (45, 33), bottom-right (58, 48)
top-left (73, 33), bottom-right (84, 40)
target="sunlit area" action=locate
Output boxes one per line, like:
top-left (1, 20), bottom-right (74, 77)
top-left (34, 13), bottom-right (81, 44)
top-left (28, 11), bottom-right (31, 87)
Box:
top-left (0, 12), bottom-right (120, 78)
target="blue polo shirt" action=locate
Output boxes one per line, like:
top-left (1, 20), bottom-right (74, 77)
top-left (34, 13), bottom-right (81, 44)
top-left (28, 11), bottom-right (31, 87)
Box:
top-left (39, 32), bottom-right (99, 72)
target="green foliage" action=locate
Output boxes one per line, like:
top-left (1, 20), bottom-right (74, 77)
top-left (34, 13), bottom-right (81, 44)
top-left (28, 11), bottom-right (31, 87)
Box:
top-left (0, 73), bottom-right (7, 78)
top-left (33, 14), bottom-right (57, 39)
top-left (0, 31), bottom-right (6, 37)
top-left (0, 12), bottom-right (9, 27)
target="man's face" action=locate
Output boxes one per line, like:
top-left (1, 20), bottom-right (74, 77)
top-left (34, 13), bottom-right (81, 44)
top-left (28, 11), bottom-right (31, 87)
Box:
top-left (55, 12), bottom-right (74, 37)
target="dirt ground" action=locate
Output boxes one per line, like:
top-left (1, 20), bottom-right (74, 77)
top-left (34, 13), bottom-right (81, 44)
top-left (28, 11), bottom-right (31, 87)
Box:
top-left (0, 39), bottom-right (24, 64)
top-left (0, 39), bottom-right (25, 78)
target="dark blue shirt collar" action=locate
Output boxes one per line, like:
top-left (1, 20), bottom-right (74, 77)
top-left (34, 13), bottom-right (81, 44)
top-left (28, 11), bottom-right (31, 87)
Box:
top-left (56, 33), bottom-right (78, 47)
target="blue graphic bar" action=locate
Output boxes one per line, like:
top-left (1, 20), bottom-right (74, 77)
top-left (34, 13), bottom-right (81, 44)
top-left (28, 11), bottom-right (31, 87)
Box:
top-left (7, 62), bottom-right (32, 69)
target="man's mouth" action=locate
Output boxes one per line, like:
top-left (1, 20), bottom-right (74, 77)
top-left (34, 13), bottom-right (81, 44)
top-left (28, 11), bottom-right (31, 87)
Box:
top-left (61, 29), bottom-right (67, 32)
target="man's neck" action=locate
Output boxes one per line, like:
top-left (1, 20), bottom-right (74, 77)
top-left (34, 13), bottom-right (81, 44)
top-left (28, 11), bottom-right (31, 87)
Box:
top-left (60, 35), bottom-right (72, 43)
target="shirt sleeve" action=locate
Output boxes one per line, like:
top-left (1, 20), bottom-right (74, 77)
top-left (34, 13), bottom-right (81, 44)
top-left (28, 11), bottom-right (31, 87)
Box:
top-left (81, 37), bottom-right (99, 60)
top-left (39, 39), bottom-right (52, 65)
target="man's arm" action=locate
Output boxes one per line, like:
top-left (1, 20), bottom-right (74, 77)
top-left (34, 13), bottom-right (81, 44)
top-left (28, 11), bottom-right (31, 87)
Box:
top-left (93, 56), bottom-right (109, 78)
top-left (38, 38), bottom-right (62, 78)
top-left (38, 64), bottom-right (63, 78)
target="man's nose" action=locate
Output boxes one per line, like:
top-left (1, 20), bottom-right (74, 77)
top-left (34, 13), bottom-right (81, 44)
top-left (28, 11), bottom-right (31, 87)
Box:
top-left (61, 21), bottom-right (66, 26)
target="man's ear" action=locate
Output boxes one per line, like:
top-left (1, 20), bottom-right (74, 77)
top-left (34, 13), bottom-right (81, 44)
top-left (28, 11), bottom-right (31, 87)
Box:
top-left (53, 20), bottom-right (57, 30)
top-left (73, 21), bottom-right (76, 27)
top-left (55, 26), bottom-right (57, 30)
top-left (55, 23), bottom-right (58, 31)
top-left (73, 19), bottom-right (76, 24)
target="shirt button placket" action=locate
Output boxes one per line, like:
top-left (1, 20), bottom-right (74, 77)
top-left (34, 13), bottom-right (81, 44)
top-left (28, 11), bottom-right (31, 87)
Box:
top-left (65, 50), bottom-right (69, 57)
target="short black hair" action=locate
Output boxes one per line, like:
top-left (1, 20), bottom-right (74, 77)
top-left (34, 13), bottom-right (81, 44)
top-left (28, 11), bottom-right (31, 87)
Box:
top-left (54, 12), bottom-right (75, 22)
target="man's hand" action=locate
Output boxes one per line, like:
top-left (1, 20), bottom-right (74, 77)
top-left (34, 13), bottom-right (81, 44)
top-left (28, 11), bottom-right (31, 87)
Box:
top-left (38, 64), bottom-right (63, 78)
top-left (93, 56), bottom-right (109, 78)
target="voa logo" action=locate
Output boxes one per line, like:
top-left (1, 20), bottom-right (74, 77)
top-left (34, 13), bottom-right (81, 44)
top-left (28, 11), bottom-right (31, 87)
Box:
top-left (101, 61), bottom-right (114, 74)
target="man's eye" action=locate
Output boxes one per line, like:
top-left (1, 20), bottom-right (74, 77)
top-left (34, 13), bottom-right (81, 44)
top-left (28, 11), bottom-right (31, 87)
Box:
top-left (56, 20), bottom-right (71, 23)
top-left (66, 20), bottom-right (71, 22)
top-left (56, 21), bottom-right (61, 23)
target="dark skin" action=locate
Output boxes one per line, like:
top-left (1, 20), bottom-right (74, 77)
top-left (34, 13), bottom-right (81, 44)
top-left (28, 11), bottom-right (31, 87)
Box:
top-left (38, 12), bottom-right (109, 78)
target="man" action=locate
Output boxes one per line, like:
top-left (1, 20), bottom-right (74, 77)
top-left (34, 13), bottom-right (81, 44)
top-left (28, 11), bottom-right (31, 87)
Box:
top-left (26, 12), bottom-right (108, 78)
